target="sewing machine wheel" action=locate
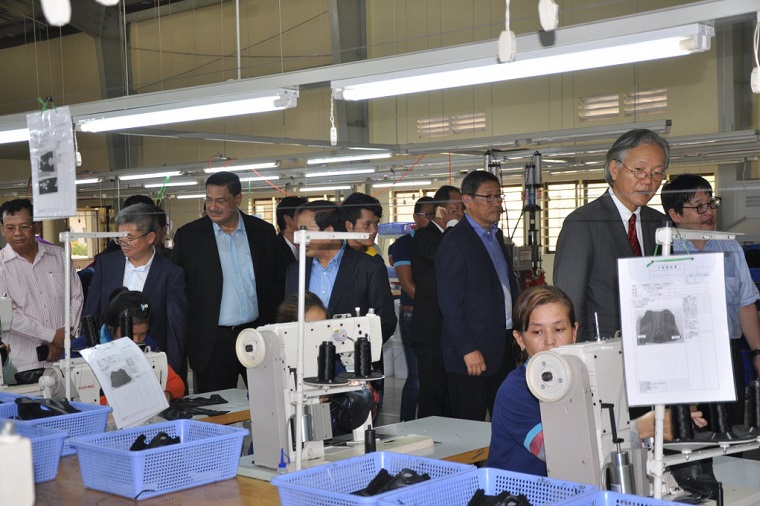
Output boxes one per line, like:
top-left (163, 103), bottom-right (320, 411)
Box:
top-left (236, 329), bottom-right (266, 368)
top-left (40, 367), bottom-right (65, 398)
top-left (525, 350), bottom-right (572, 402)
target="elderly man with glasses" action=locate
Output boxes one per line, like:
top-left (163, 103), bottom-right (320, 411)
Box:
top-left (0, 198), bottom-right (83, 372)
top-left (662, 174), bottom-right (760, 426)
top-left (553, 128), bottom-right (670, 342)
top-left (83, 203), bottom-right (188, 378)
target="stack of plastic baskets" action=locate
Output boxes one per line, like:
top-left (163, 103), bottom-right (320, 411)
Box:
top-left (271, 451), bottom-right (475, 505)
top-left (3, 419), bottom-right (67, 483)
top-left (0, 397), bottom-right (111, 456)
top-left (560, 491), bottom-right (679, 505)
top-left (69, 419), bottom-right (247, 500)
top-left (377, 467), bottom-right (598, 505)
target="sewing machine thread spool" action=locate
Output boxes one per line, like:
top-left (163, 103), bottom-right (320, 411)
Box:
top-left (709, 403), bottom-right (736, 440)
top-left (671, 404), bottom-right (695, 440)
top-left (748, 381), bottom-right (760, 433)
top-left (81, 315), bottom-right (98, 348)
top-left (317, 341), bottom-right (336, 382)
top-left (119, 310), bottom-right (133, 340)
top-left (354, 337), bottom-right (372, 377)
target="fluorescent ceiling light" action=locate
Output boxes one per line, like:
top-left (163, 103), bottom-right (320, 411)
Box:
top-left (373, 180), bottom-right (433, 188)
top-left (176, 193), bottom-right (206, 200)
top-left (333, 24), bottom-right (713, 100)
top-left (75, 178), bottom-right (102, 185)
top-left (299, 185), bottom-right (351, 192)
top-left (204, 162), bottom-right (279, 173)
top-left (118, 171), bottom-right (183, 181)
top-left (144, 181), bottom-right (199, 188)
top-left (307, 152), bottom-right (392, 165)
top-left (239, 175), bottom-right (280, 182)
top-left (306, 168), bottom-right (376, 178)
top-left (77, 88), bottom-right (298, 133)
top-left (0, 128), bottom-right (30, 144)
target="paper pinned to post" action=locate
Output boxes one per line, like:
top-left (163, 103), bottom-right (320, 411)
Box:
top-left (79, 339), bottom-right (168, 428)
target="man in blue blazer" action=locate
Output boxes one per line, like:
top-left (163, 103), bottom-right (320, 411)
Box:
top-left (553, 129), bottom-right (669, 341)
top-left (83, 203), bottom-right (188, 374)
top-left (436, 171), bottom-right (520, 421)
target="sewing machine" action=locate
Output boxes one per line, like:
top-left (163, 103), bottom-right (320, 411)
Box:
top-left (528, 339), bottom-right (760, 502)
top-left (236, 314), bottom-right (384, 472)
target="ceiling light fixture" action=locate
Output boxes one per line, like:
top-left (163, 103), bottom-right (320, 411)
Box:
top-left (305, 168), bottom-right (376, 178)
top-left (118, 171), bottom-right (183, 181)
top-left (176, 193), bottom-right (206, 200)
top-left (307, 152), bottom-right (392, 165)
top-left (298, 185), bottom-right (352, 192)
top-left (144, 181), bottom-right (199, 188)
top-left (77, 88), bottom-right (298, 133)
top-left (204, 162), bottom-right (279, 173)
top-left (75, 178), bottom-right (102, 185)
top-left (332, 23), bottom-right (713, 100)
top-left (373, 180), bottom-right (433, 188)
top-left (239, 175), bottom-right (280, 182)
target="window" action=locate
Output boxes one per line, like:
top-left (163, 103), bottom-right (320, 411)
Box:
top-left (624, 89), bottom-right (667, 116)
top-left (501, 185), bottom-right (525, 247)
top-left (579, 94), bottom-right (620, 121)
top-left (579, 88), bottom-right (668, 121)
top-left (417, 112), bottom-right (486, 138)
top-left (389, 190), bottom-right (436, 222)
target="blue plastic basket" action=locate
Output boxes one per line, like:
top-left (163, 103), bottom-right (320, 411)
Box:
top-left (271, 451), bottom-right (475, 506)
top-left (4, 419), bottom-right (67, 483)
top-left (0, 392), bottom-right (26, 403)
top-left (560, 491), bottom-right (678, 505)
top-left (69, 419), bottom-right (247, 500)
top-left (0, 397), bottom-right (111, 456)
top-left (378, 467), bottom-right (597, 506)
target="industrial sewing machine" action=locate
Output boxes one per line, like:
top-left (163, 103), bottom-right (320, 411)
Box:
top-left (235, 314), bottom-right (384, 473)
top-left (528, 339), bottom-right (760, 502)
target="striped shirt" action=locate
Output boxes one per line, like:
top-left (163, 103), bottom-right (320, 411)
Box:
top-left (0, 241), bottom-right (83, 372)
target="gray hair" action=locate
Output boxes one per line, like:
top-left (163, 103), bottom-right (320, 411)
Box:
top-left (604, 129), bottom-right (670, 186)
top-left (115, 203), bottom-right (159, 234)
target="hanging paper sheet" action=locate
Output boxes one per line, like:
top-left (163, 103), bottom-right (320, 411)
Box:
top-left (26, 105), bottom-right (77, 219)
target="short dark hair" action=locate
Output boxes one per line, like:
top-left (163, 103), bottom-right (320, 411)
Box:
top-left (124, 194), bottom-right (155, 208)
top-left (413, 196), bottom-right (435, 214)
top-left (276, 291), bottom-right (330, 323)
top-left (605, 129), bottom-right (670, 186)
top-left (341, 192), bottom-right (383, 227)
top-left (206, 171), bottom-right (242, 196)
top-left (661, 174), bottom-right (713, 217)
top-left (1, 198), bottom-right (34, 223)
top-left (276, 196), bottom-right (308, 231)
top-left (431, 185), bottom-right (461, 207)
top-left (104, 288), bottom-right (152, 330)
top-left (296, 200), bottom-right (343, 231)
top-left (461, 171), bottom-right (499, 196)
top-left (115, 203), bottom-right (159, 234)
top-left (512, 285), bottom-right (576, 334)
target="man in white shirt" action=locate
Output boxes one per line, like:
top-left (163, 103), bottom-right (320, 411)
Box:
top-left (0, 198), bottom-right (83, 372)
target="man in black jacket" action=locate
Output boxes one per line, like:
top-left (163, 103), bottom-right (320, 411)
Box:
top-left (275, 195), bottom-right (307, 266)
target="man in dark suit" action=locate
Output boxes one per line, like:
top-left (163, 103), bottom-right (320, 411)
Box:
top-left (554, 129), bottom-right (669, 341)
top-left (172, 171), bottom-right (284, 393)
top-left (340, 192), bottom-right (385, 263)
top-left (275, 196), bottom-right (307, 266)
top-left (411, 185), bottom-right (462, 418)
top-left (83, 203), bottom-right (187, 375)
top-left (437, 171), bottom-right (519, 421)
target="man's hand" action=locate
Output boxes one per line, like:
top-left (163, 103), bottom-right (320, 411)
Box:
top-left (51, 327), bottom-right (66, 349)
top-left (47, 343), bottom-right (63, 362)
top-left (463, 350), bottom-right (486, 376)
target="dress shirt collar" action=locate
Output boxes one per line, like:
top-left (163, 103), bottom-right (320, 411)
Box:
top-left (212, 210), bottom-right (244, 236)
top-left (465, 214), bottom-right (499, 238)
top-left (125, 246), bottom-right (156, 271)
top-left (608, 188), bottom-right (641, 222)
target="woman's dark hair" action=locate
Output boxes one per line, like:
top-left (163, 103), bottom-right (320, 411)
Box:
top-left (277, 291), bottom-right (329, 323)
top-left (103, 287), bottom-right (152, 330)
top-left (512, 285), bottom-right (576, 334)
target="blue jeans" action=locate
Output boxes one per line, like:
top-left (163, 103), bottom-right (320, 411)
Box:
top-left (399, 309), bottom-right (419, 421)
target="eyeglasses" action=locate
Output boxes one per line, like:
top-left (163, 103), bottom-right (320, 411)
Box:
top-left (682, 197), bottom-right (721, 214)
top-left (414, 212), bottom-right (435, 219)
top-left (202, 196), bottom-right (230, 206)
top-left (2, 223), bottom-right (33, 234)
top-left (113, 232), bottom-right (151, 246)
top-left (471, 193), bottom-right (506, 203)
top-left (618, 161), bottom-right (665, 182)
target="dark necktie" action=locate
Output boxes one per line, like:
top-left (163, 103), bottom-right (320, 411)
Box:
top-left (628, 214), bottom-right (642, 257)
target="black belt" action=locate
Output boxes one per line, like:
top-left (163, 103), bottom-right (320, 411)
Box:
top-left (217, 320), bottom-right (258, 332)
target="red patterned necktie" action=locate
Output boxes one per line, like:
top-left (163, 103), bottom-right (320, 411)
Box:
top-left (628, 214), bottom-right (642, 257)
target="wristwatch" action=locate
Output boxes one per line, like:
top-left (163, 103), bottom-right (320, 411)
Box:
top-left (750, 349), bottom-right (760, 359)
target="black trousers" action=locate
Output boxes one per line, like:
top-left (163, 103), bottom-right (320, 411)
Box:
top-left (414, 343), bottom-right (450, 418)
top-left (446, 338), bottom-right (515, 421)
top-left (194, 324), bottom-right (255, 394)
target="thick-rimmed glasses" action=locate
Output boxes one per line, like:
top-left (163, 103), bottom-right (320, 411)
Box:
top-left (2, 223), bottom-right (33, 234)
top-left (113, 232), bottom-right (151, 246)
top-left (618, 161), bottom-right (665, 182)
top-left (682, 197), bottom-right (721, 214)
top-left (472, 193), bottom-right (506, 203)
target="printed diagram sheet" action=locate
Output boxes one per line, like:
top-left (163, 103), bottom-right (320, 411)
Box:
top-left (618, 253), bottom-right (734, 407)
top-left (80, 339), bottom-right (168, 428)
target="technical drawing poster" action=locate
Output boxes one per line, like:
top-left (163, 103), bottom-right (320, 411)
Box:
top-left (80, 338), bottom-right (168, 428)
top-left (618, 253), bottom-right (734, 406)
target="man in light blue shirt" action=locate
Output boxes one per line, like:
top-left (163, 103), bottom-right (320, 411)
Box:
top-left (662, 174), bottom-right (760, 425)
